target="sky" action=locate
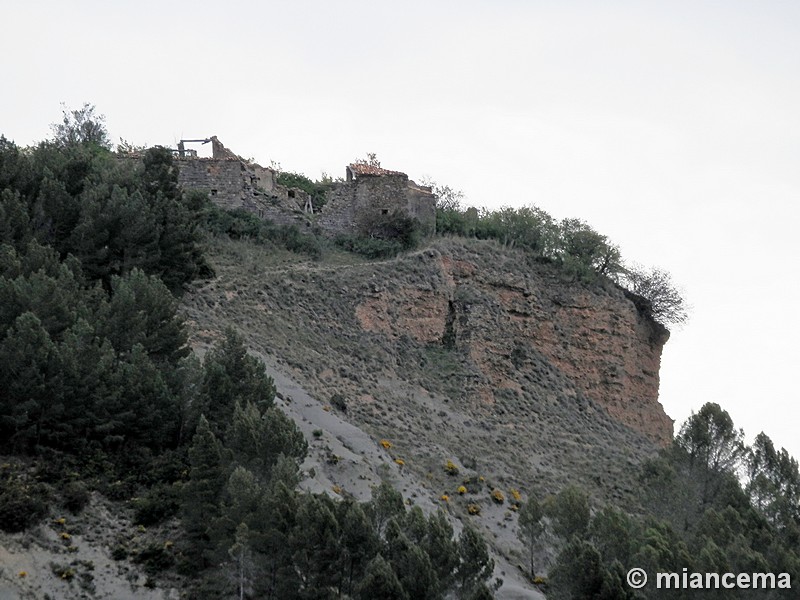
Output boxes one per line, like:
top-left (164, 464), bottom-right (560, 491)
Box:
top-left (3, 1), bottom-right (799, 460)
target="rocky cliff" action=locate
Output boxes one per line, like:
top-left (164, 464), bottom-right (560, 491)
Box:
top-left (355, 251), bottom-right (672, 446)
top-left (183, 237), bottom-right (673, 511)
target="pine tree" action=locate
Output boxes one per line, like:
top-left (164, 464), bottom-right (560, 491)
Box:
top-left (339, 501), bottom-right (380, 597)
top-left (97, 268), bottom-right (188, 365)
top-left (225, 401), bottom-right (307, 477)
top-left (199, 328), bottom-right (276, 436)
top-left (423, 509), bottom-right (459, 592)
top-left (0, 312), bottom-right (60, 451)
top-left (517, 497), bottom-right (544, 580)
top-left (354, 554), bottom-right (409, 600)
top-left (384, 519), bottom-right (439, 600)
top-left (183, 416), bottom-right (226, 568)
top-left (368, 480), bottom-right (405, 539)
top-left (456, 526), bottom-right (494, 599)
top-left (291, 494), bottom-right (343, 595)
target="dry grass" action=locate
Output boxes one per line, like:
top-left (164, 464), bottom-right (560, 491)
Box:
top-left (180, 235), bottom-right (660, 573)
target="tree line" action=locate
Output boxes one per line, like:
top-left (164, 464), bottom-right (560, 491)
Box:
top-left (516, 402), bottom-right (800, 599)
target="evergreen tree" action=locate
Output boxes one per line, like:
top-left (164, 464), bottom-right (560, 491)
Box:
top-left (589, 505), bottom-right (635, 568)
top-left (225, 401), bottom-right (307, 478)
top-left (339, 501), bottom-right (380, 597)
top-left (291, 493), bottom-right (343, 596)
top-left (547, 538), bottom-right (605, 600)
top-left (369, 480), bottom-right (405, 538)
top-left (456, 525), bottom-right (494, 599)
top-left (385, 518), bottom-right (439, 599)
top-left (0, 189), bottom-right (31, 249)
top-left (544, 485), bottom-right (591, 541)
top-left (199, 328), bottom-right (276, 436)
top-left (517, 497), bottom-right (544, 580)
top-left (183, 416), bottom-right (226, 568)
top-left (0, 312), bottom-right (59, 451)
top-left (252, 477), bottom-right (302, 599)
top-left (97, 268), bottom-right (189, 365)
top-left (355, 554), bottom-right (409, 600)
top-left (423, 509), bottom-right (459, 592)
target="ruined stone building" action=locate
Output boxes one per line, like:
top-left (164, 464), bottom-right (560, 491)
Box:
top-left (317, 163), bottom-right (436, 237)
top-left (174, 137), bottom-right (313, 230)
top-left (171, 137), bottom-right (437, 236)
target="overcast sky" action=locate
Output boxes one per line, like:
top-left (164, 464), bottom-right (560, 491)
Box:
top-left (3, 1), bottom-right (799, 460)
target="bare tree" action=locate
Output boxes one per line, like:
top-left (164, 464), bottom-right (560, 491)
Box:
top-left (622, 264), bottom-right (689, 327)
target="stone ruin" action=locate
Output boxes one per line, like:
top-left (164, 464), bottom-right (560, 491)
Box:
top-left (173, 137), bottom-right (437, 237)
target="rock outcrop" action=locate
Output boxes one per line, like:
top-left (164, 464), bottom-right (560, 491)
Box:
top-left (355, 251), bottom-right (673, 446)
top-left (183, 236), bottom-right (674, 515)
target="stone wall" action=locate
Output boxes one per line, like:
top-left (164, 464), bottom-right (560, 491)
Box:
top-left (175, 157), bottom-right (313, 229)
top-left (170, 139), bottom-right (436, 238)
top-left (316, 173), bottom-right (436, 236)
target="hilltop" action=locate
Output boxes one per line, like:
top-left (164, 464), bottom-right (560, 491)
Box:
top-left (2, 115), bottom-right (798, 599)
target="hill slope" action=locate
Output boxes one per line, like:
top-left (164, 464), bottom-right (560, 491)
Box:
top-left (181, 235), bottom-right (673, 584)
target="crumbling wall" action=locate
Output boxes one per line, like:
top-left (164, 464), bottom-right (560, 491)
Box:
top-left (317, 174), bottom-right (436, 236)
top-left (176, 157), bottom-right (312, 229)
top-left (172, 139), bottom-right (435, 237)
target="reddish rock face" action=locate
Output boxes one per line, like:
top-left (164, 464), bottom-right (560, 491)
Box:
top-left (355, 250), bottom-right (673, 446)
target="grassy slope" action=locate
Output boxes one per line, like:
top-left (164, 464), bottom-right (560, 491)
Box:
top-left (181, 235), bottom-right (660, 575)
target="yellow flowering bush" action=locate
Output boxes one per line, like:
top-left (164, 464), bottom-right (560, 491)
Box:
top-left (444, 460), bottom-right (459, 476)
top-left (467, 504), bottom-right (481, 515)
top-left (380, 439), bottom-right (392, 449)
top-left (491, 489), bottom-right (505, 504)
top-left (457, 485), bottom-right (467, 495)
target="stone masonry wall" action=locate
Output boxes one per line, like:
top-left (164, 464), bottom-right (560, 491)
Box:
top-left (316, 174), bottom-right (436, 236)
top-left (176, 157), bottom-right (313, 230)
top-left (169, 138), bottom-right (436, 238)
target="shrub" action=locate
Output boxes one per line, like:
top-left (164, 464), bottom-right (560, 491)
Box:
top-left (0, 475), bottom-right (49, 532)
top-left (491, 489), bottom-right (505, 504)
top-left (334, 234), bottom-right (405, 259)
top-left (467, 504), bottom-right (481, 515)
top-left (51, 563), bottom-right (76, 581)
top-left (132, 483), bottom-right (182, 526)
top-left (444, 460), bottom-right (459, 476)
top-left (330, 393), bottom-right (347, 412)
top-left (273, 224), bottom-right (322, 258)
top-left (133, 542), bottom-right (175, 574)
top-left (622, 264), bottom-right (688, 327)
top-left (275, 171), bottom-right (330, 210)
top-left (62, 481), bottom-right (90, 514)
top-left (356, 209), bottom-right (419, 250)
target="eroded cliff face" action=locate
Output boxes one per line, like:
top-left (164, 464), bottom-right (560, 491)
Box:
top-left (184, 236), bottom-right (674, 515)
top-left (354, 251), bottom-right (673, 446)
